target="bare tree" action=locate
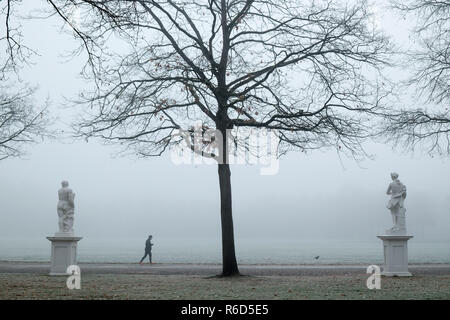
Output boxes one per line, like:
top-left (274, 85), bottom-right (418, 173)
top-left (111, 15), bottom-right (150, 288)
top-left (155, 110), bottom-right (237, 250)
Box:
top-left (0, 0), bottom-right (48, 160)
top-left (0, 85), bottom-right (48, 160)
top-left (386, 0), bottom-right (450, 154)
top-left (46, 0), bottom-right (391, 276)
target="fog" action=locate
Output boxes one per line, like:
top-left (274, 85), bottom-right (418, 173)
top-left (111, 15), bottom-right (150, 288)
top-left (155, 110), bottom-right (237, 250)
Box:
top-left (0, 1), bottom-right (449, 245)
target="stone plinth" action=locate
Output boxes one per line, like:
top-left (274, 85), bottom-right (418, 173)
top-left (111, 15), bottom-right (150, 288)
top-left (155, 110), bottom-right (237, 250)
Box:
top-left (377, 234), bottom-right (413, 277)
top-left (47, 235), bottom-right (82, 276)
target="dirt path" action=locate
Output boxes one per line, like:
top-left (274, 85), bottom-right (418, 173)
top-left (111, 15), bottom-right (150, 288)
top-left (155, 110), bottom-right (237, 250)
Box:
top-left (1, 261), bottom-right (450, 276)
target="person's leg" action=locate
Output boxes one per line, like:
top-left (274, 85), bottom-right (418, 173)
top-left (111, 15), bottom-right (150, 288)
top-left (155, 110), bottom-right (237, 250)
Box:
top-left (149, 252), bottom-right (152, 264)
top-left (139, 252), bottom-right (148, 264)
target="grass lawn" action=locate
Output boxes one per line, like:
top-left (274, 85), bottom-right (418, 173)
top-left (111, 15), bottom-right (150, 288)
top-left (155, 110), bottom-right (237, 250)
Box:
top-left (1, 273), bottom-right (449, 300)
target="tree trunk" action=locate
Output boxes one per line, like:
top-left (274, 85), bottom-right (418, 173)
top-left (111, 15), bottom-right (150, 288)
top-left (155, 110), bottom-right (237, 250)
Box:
top-left (218, 163), bottom-right (240, 276)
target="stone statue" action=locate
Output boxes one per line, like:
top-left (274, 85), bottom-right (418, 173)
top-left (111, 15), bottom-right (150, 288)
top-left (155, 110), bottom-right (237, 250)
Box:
top-left (386, 172), bottom-right (407, 233)
top-left (57, 181), bottom-right (75, 233)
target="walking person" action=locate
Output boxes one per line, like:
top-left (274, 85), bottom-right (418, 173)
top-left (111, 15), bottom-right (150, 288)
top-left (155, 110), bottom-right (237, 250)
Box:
top-left (139, 235), bottom-right (154, 264)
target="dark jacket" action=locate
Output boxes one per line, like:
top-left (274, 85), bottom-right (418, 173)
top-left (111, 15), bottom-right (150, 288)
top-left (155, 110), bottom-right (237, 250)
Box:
top-left (145, 239), bottom-right (153, 251)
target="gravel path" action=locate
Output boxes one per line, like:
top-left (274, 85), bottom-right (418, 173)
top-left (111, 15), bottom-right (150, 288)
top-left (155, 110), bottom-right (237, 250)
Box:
top-left (1, 261), bottom-right (450, 276)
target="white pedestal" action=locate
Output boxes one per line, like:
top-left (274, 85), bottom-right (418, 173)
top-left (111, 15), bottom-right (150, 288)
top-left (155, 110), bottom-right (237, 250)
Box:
top-left (377, 234), bottom-right (413, 277)
top-left (47, 235), bottom-right (82, 276)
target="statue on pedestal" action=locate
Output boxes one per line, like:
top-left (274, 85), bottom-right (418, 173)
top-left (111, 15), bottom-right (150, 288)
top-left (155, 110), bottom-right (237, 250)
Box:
top-left (377, 173), bottom-right (413, 277)
top-left (386, 172), bottom-right (407, 234)
top-left (57, 180), bottom-right (75, 233)
top-left (48, 180), bottom-right (82, 276)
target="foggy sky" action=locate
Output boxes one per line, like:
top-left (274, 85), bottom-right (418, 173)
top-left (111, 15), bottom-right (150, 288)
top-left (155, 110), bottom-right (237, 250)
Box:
top-left (0, 0), bottom-right (449, 243)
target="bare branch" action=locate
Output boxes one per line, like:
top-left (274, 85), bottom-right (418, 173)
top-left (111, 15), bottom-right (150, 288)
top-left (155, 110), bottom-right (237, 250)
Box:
top-left (387, 0), bottom-right (450, 155)
top-left (44, 0), bottom-right (392, 161)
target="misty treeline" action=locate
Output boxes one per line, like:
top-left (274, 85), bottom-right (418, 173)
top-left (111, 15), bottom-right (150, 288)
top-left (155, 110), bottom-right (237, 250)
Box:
top-left (0, 0), bottom-right (449, 275)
